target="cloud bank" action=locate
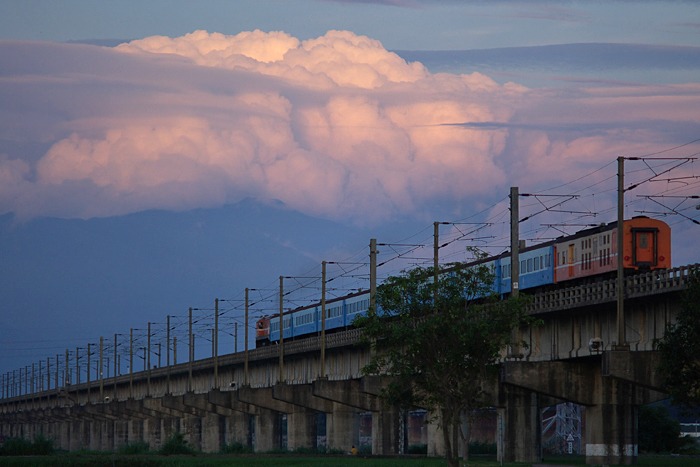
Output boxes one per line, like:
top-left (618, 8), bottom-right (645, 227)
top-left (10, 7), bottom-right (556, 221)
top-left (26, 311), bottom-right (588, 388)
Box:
top-left (0, 30), bottom-right (699, 224)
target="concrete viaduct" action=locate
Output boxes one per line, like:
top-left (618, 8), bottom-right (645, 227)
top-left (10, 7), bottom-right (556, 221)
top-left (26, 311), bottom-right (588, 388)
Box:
top-left (0, 264), bottom-right (696, 465)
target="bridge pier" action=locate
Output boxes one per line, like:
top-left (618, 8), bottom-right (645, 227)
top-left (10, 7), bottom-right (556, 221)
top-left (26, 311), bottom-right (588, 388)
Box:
top-left (585, 382), bottom-right (638, 465)
top-left (252, 409), bottom-right (281, 451)
top-left (313, 377), bottom-right (403, 454)
top-left (326, 405), bottom-right (361, 452)
top-left (502, 352), bottom-right (667, 465)
top-left (223, 411), bottom-right (251, 447)
top-left (128, 418), bottom-right (144, 447)
top-left (114, 419), bottom-right (129, 449)
top-left (145, 417), bottom-right (164, 451)
top-left (498, 385), bottom-right (542, 463)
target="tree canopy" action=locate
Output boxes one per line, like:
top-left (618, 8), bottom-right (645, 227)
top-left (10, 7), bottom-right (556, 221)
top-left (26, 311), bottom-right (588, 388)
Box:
top-left (656, 267), bottom-right (700, 414)
top-left (355, 260), bottom-right (533, 466)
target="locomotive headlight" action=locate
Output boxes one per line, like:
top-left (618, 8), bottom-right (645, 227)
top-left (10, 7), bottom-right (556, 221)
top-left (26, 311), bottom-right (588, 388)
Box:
top-left (659, 256), bottom-right (665, 262)
top-left (624, 256), bottom-right (630, 261)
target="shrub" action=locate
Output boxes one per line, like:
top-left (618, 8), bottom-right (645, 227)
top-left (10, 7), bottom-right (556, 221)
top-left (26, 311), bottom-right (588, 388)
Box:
top-left (639, 405), bottom-right (680, 453)
top-left (407, 444), bottom-right (427, 454)
top-left (0, 435), bottom-right (54, 456)
top-left (358, 444), bottom-right (372, 455)
top-left (264, 447), bottom-right (289, 454)
top-left (220, 441), bottom-right (252, 454)
top-left (0, 437), bottom-right (33, 456)
top-left (158, 432), bottom-right (194, 456)
top-left (469, 440), bottom-right (497, 455)
top-left (118, 441), bottom-right (151, 455)
top-left (315, 446), bottom-right (345, 455)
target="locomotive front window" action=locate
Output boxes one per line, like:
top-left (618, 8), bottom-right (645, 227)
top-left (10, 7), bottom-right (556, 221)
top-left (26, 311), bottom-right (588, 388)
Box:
top-left (639, 233), bottom-right (649, 249)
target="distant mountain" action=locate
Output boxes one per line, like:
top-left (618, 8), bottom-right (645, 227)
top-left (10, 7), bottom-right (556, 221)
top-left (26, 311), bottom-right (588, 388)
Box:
top-left (0, 198), bottom-right (380, 373)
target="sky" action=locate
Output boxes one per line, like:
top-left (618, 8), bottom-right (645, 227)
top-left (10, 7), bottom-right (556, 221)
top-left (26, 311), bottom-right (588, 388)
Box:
top-left (1, 0), bottom-right (700, 385)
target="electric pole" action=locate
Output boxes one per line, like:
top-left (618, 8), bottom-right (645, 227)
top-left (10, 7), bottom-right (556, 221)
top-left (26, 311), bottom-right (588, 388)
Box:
top-left (244, 288), bottom-right (249, 386)
top-left (279, 276), bottom-right (284, 383)
top-left (321, 260), bottom-right (327, 378)
top-left (214, 298), bottom-right (219, 389)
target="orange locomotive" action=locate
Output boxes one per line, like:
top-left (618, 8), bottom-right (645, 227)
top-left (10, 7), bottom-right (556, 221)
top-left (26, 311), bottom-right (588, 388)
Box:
top-left (554, 216), bottom-right (671, 283)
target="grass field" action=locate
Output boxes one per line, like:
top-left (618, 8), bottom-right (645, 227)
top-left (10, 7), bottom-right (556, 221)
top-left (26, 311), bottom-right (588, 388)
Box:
top-left (1, 455), bottom-right (699, 467)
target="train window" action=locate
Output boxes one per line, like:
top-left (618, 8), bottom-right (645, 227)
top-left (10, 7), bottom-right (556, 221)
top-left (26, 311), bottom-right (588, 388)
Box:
top-left (534, 257), bottom-right (539, 270)
top-left (639, 234), bottom-right (649, 249)
top-left (327, 306), bottom-right (342, 318)
top-left (527, 259), bottom-right (532, 272)
top-left (521, 261), bottom-right (525, 274)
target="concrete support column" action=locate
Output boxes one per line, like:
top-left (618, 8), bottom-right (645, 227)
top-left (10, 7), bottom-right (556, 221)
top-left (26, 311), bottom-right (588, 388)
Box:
top-left (145, 417), bottom-right (163, 451)
top-left (128, 419), bottom-right (144, 445)
top-left (182, 416), bottom-right (202, 451)
top-left (253, 410), bottom-right (280, 452)
top-left (114, 420), bottom-right (129, 449)
top-left (89, 420), bottom-right (101, 451)
top-left (161, 418), bottom-right (180, 446)
top-left (82, 420), bottom-right (91, 449)
top-left (326, 407), bottom-right (359, 452)
top-left (499, 385), bottom-right (541, 463)
top-left (58, 420), bottom-right (70, 451)
top-left (201, 413), bottom-right (225, 453)
top-left (101, 420), bottom-right (114, 451)
top-left (585, 380), bottom-right (638, 465)
top-left (372, 405), bottom-right (401, 455)
top-left (286, 411), bottom-right (316, 450)
top-left (224, 412), bottom-right (251, 447)
top-left (69, 421), bottom-right (82, 451)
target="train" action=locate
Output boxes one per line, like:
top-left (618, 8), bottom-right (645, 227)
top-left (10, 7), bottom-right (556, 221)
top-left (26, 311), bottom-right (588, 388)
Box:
top-left (255, 216), bottom-right (671, 347)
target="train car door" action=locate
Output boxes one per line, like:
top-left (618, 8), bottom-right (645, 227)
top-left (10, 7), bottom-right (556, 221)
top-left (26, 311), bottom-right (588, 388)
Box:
top-left (568, 244), bottom-right (575, 277)
top-left (632, 228), bottom-right (658, 268)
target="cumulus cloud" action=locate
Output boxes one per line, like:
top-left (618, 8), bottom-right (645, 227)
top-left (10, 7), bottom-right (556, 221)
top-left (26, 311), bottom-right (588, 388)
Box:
top-left (0, 30), bottom-right (699, 224)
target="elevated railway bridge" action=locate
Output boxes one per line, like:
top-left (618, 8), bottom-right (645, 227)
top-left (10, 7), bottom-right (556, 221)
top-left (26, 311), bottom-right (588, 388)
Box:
top-left (0, 264), bottom-right (696, 464)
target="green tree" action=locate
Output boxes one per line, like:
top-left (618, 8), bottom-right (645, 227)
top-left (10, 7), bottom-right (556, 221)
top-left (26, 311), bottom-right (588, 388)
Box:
top-left (656, 268), bottom-right (700, 413)
top-left (355, 261), bottom-right (533, 467)
top-left (638, 404), bottom-right (681, 453)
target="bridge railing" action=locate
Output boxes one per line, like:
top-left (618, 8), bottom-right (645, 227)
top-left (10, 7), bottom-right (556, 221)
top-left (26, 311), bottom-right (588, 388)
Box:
top-left (526, 263), bottom-right (697, 314)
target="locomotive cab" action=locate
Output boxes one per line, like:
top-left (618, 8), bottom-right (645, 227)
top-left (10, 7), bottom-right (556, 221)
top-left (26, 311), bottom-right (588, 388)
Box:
top-left (255, 317), bottom-right (270, 347)
top-left (631, 227), bottom-right (658, 269)
top-left (623, 217), bottom-right (671, 271)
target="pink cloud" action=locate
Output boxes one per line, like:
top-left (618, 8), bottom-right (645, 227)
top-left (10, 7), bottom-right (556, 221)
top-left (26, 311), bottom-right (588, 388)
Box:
top-left (0, 31), bottom-right (698, 226)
